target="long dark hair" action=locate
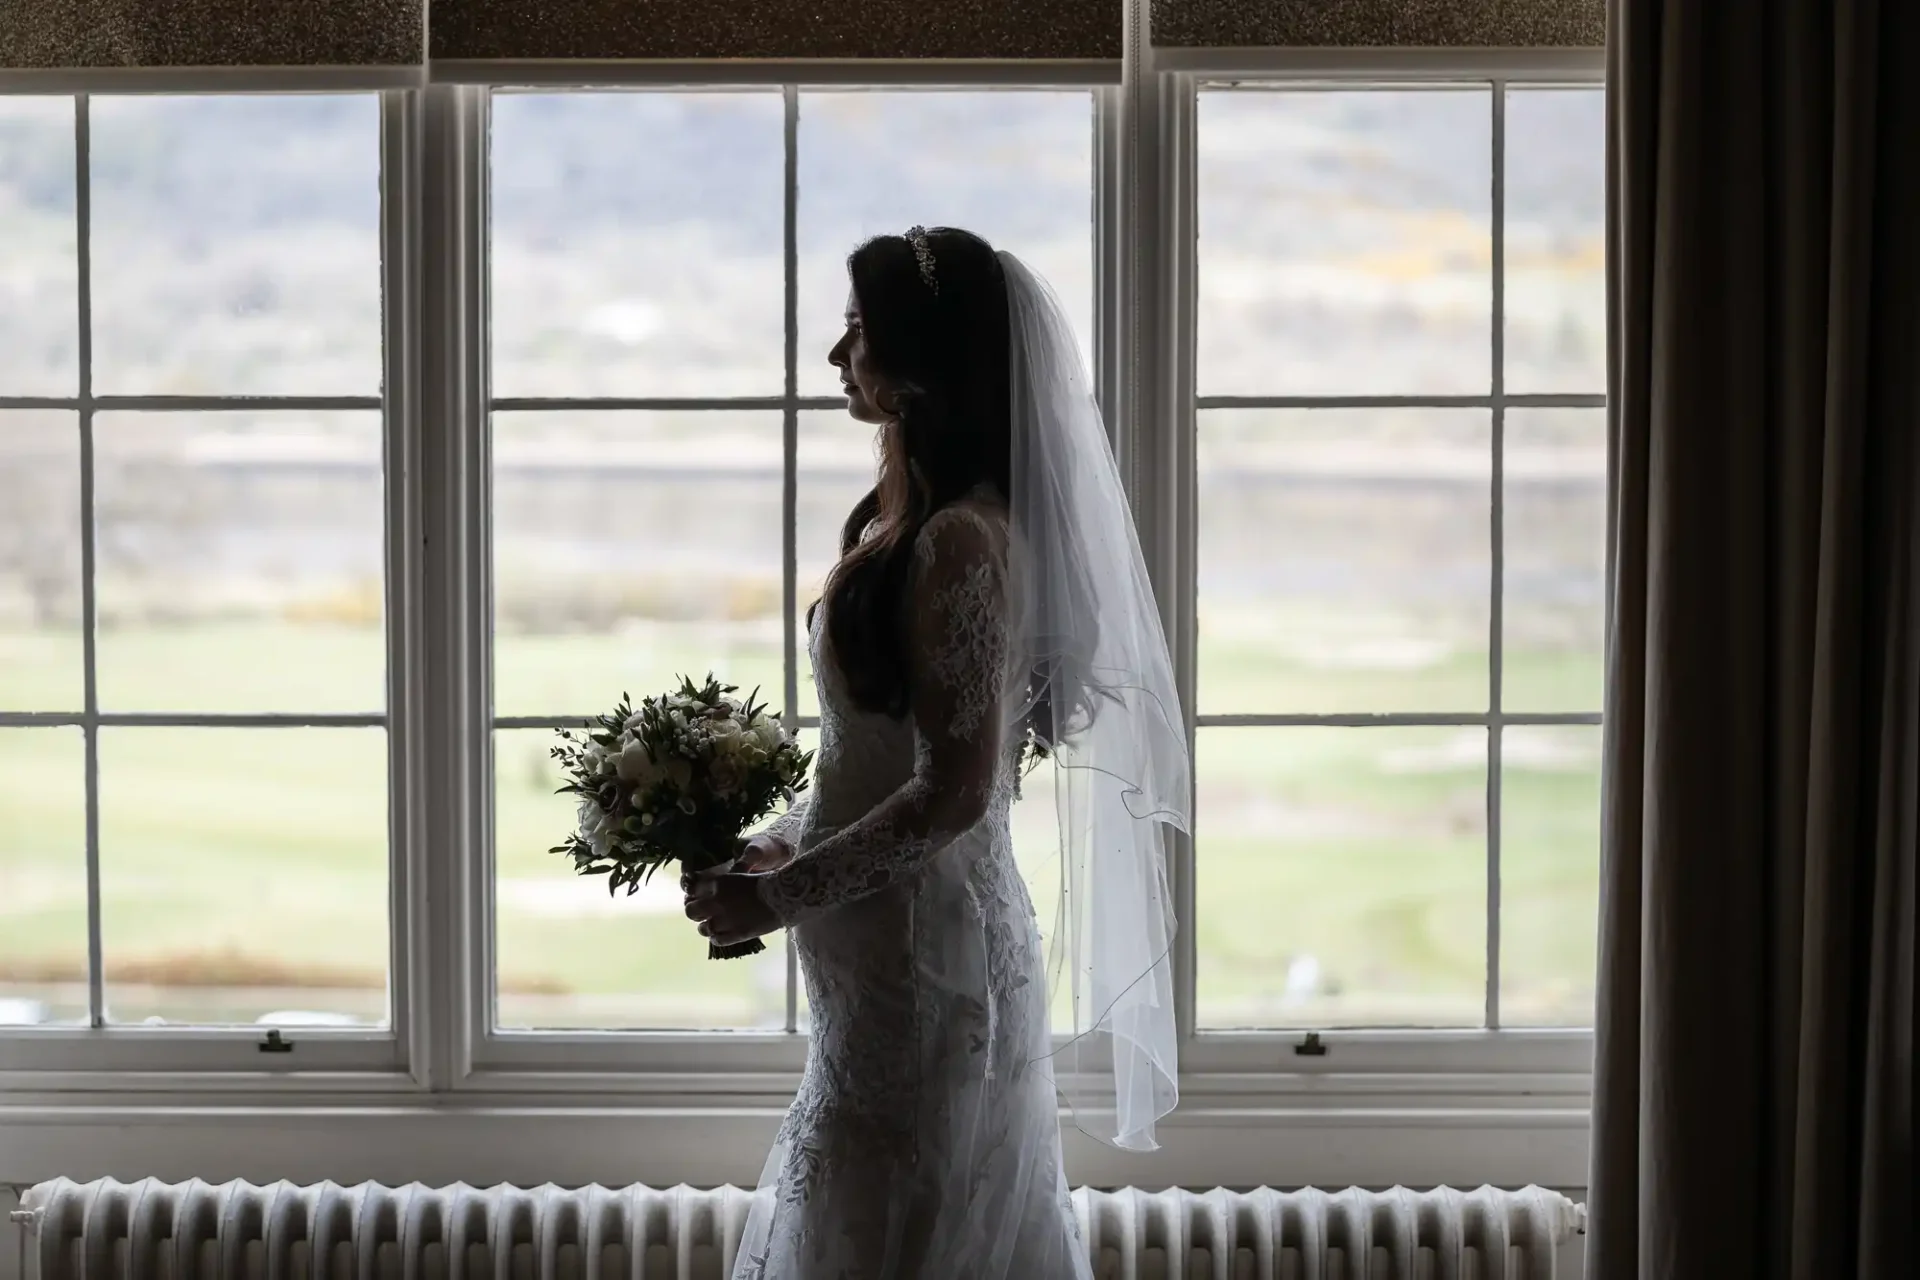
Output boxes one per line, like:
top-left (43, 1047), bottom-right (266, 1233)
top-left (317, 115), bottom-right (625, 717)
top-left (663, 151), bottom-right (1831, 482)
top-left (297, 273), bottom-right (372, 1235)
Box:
top-left (821, 227), bottom-right (1012, 720)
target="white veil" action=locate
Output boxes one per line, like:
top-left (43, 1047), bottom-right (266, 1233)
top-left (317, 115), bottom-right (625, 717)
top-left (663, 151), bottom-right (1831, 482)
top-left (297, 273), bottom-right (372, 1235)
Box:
top-left (997, 250), bottom-right (1191, 1152)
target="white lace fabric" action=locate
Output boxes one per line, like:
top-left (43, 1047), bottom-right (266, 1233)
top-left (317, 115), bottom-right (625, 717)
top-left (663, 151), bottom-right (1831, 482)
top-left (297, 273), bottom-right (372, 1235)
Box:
top-left (734, 501), bottom-right (1091, 1279)
top-left (757, 505), bottom-right (1012, 928)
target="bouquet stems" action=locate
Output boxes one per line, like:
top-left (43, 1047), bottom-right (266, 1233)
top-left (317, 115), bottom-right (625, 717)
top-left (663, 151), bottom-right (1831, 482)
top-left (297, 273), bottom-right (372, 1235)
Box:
top-left (696, 839), bottom-right (763, 961)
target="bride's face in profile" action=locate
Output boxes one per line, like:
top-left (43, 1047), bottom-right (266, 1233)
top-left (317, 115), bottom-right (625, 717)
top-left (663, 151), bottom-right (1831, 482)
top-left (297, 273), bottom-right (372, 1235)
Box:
top-left (829, 289), bottom-right (896, 425)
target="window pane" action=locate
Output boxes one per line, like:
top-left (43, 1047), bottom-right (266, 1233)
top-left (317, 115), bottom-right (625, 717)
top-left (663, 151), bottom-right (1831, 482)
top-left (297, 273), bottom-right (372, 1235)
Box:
top-left (98, 727), bottom-right (389, 1026)
top-left (1198, 409), bottom-right (1491, 715)
top-left (1196, 726), bottom-right (1487, 1029)
top-left (495, 728), bottom-right (784, 1030)
top-left (1504, 88), bottom-right (1605, 394)
top-left (796, 90), bottom-right (1094, 398)
top-left (492, 412), bottom-right (785, 720)
top-left (490, 91), bottom-right (786, 398)
top-left (0, 411), bottom-right (82, 713)
top-left (0, 727), bottom-right (88, 1026)
top-left (90, 96), bottom-right (381, 396)
top-left (1504, 408), bottom-right (1605, 712)
top-left (793, 409), bottom-right (875, 720)
top-left (1198, 88), bottom-right (1492, 397)
top-left (0, 98), bottom-right (78, 396)
top-left (92, 412), bottom-right (385, 715)
top-left (1500, 725), bottom-right (1600, 1026)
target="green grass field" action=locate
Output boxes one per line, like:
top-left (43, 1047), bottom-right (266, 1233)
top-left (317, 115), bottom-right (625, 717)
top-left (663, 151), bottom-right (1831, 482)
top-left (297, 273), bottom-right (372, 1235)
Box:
top-left (0, 619), bottom-right (1600, 1031)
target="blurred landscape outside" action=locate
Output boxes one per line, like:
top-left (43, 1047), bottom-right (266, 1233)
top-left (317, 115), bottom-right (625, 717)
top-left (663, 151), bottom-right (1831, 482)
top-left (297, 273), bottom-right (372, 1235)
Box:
top-left (0, 86), bottom-right (1604, 1035)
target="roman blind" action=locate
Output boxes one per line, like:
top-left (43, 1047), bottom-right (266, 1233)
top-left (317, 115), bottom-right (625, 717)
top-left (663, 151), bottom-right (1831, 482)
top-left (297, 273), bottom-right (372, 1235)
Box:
top-left (1, 0), bottom-right (423, 69)
top-left (429, 0), bottom-right (1123, 61)
top-left (1151, 0), bottom-right (1604, 48)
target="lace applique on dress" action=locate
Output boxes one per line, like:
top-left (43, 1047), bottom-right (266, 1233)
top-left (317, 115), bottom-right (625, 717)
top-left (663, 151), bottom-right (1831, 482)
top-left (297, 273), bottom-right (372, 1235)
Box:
top-left (921, 557), bottom-right (1006, 741)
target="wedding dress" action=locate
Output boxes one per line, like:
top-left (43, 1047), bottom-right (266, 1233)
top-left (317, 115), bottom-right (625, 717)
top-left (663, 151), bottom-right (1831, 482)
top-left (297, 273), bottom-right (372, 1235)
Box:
top-left (733, 497), bottom-right (1089, 1279)
top-left (730, 247), bottom-right (1188, 1278)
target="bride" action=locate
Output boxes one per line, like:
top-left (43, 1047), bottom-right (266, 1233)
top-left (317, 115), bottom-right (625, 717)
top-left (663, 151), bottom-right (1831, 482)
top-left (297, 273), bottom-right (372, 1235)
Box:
top-left (683, 226), bottom-right (1191, 1278)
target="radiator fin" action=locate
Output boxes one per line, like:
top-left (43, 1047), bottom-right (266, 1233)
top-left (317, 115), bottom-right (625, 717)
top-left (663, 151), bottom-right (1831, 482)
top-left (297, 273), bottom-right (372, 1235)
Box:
top-left (19, 1178), bottom-right (1584, 1279)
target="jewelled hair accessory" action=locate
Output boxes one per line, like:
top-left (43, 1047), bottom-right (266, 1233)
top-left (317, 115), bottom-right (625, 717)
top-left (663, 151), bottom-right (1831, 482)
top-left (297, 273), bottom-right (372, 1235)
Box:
top-left (905, 225), bottom-right (939, 294)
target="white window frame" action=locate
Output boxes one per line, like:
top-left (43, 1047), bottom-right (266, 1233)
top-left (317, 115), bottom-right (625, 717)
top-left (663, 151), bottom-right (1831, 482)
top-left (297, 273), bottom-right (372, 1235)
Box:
top-left (460, 64), bottom-right (1117, 1083)
top-left (0, 44), bottom-right (1606, 1191)
top-left (0, 83), bottom-right (422, 1079)
top-left (1154, 46), bottom-right (1608, 1088)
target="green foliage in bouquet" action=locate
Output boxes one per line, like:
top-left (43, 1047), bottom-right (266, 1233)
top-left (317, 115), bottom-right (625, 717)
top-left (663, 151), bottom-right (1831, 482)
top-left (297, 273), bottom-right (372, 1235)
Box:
top-left (550, 674), bottom-right (813, 958)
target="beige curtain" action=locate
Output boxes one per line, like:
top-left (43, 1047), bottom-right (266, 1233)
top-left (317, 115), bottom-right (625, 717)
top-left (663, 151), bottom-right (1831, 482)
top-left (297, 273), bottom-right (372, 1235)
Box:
top-left (1591, 0), bottom-right (1918, 1276)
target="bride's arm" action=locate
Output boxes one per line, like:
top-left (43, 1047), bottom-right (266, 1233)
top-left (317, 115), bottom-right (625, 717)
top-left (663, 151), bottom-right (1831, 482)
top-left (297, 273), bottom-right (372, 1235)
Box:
top-left (755, 504), bottom-right (1008, 926)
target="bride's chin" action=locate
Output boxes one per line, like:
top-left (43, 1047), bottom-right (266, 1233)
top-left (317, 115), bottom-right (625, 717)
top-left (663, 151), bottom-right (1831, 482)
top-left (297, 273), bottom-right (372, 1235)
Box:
top-left (845, 397), bottom-right (886, 425)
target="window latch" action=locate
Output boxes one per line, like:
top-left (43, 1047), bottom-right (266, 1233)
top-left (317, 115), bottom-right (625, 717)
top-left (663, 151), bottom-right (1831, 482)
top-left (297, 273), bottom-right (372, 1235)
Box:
top-left (1293, 1031), bottom-right (1328, 1057)
top-left (258, 1029), bottom-right (295, 1054)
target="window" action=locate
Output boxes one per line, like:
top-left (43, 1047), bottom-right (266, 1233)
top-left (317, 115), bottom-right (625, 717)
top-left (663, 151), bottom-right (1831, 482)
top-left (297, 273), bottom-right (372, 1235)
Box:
top-left (1191, 82), bottom-right (1605, 1033)
top-left (0, 55), bottom-right (1604, 1184)
top-left (0, 94), bottom-right (397, 1062)
top-left (482, 87), bottom-right (1095, 1036)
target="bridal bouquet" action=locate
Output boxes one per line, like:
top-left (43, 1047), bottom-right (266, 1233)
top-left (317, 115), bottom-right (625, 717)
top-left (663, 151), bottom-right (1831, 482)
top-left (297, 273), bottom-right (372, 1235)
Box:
top-left (550, 674), bottom-right (812, 960)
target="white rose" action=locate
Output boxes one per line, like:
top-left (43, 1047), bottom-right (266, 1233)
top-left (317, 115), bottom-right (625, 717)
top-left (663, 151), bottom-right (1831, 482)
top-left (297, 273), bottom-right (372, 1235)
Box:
top-left (752, 718), bottom-right (784, 752)
top-left (616, 740), bottom-right (659, 785)
top-left (665, 758), bottom-right (694, 791)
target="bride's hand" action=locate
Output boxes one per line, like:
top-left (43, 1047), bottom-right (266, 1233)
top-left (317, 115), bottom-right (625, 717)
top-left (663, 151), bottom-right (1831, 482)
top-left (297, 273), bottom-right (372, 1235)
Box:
top-left (682, 863), bottom-right (781, 948)
top-left (735, 832), bottom-right (795, 873)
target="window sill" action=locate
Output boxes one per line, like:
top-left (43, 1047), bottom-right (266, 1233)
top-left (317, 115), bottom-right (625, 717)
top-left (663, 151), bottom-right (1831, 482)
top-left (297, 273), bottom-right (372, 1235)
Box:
top-left (0, 1059), bottom-right (1592, 1190)
top-left (0, 1097), bottom-right (1590, 1191)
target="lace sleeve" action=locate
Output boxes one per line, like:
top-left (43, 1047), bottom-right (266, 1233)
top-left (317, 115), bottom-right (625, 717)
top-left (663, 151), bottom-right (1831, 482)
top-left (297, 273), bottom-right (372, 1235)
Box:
top-left (756, 503), bottom-right (1010, 926)
top-left (760, 790), bottom-right (812, 846)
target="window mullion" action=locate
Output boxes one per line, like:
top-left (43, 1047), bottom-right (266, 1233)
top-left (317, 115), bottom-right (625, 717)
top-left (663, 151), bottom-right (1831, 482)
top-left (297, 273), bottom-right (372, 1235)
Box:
top-left (781, 83), bottom-right (801, 1036)
top-left (1486, 81), bottom-right (1508, 1033)
top-left (1118, 49), bottom-right (1201, 1041)
top-left (417, 83), bottom-right (493, 1089)
top-left (1163, 74), bottom-right (1200, 1046)
top-left (382, 87), bottom-right (430, 1083)
top-left (74, 91), bottom-right (103, 1032)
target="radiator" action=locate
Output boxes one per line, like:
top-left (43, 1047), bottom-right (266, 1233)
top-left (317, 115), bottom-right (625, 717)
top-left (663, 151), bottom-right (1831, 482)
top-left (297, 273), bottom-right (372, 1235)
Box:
top-left (14, 1178), bottom-right (1585, 1279)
